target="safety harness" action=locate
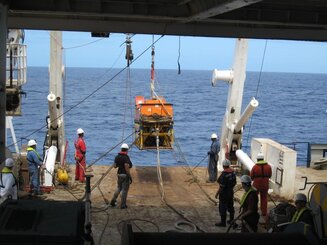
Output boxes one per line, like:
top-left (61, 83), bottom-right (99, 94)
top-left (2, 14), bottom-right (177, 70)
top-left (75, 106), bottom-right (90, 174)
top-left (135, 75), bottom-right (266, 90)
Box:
top-left (27, 147), bottom-right (42, 163)
top-left (74, 138), bottom-right (86, 161)
top-left (240, 187), bottom-right (256, 207)
top-left (0, 167), bottom-right (17, 189)
top-left (291, 207), bottom-right (309, 222)
top-left (252, 161), bottom-right (271, 178)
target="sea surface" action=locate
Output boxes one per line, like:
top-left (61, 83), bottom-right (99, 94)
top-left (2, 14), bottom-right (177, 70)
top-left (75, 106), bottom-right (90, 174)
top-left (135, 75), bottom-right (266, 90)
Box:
top-left (8, 67), bottom-right (327, 167)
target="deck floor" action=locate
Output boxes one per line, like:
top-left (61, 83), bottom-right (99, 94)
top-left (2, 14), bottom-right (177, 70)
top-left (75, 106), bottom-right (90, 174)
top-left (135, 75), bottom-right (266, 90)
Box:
top-left (18, 165), bottom-right (326, 244)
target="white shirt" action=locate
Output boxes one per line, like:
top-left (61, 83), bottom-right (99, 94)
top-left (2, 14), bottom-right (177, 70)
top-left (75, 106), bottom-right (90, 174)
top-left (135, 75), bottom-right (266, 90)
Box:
top-left (0, 170), bottom-right (18, 200)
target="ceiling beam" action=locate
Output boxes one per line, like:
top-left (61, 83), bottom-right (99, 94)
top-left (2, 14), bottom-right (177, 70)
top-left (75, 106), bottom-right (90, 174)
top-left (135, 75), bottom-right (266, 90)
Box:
top-left (184, 0), bottom-right (263, 22)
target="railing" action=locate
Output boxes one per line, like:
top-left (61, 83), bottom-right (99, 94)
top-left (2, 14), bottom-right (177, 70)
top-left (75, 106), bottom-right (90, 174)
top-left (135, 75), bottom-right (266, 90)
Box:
top-left (6, 43), bottom-right (27, 88)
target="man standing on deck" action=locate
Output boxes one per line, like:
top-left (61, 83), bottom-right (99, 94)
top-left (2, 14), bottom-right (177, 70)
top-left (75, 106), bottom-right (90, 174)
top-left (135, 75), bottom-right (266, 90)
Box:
top-left (0, 158), bottom-right (18, 203)
top-left (215, 159), bottom-right (236, 227)
top-left (250, 152), bottom-right (272, 219)
top-left (74, 128), bottom-right (86, 182)
top-left (239, 175), bottom-right (260, 232)
top-left (27, 139), bottom-right (43, 195)
top-left (207, 133), bottom-right (220, 182)
top-left (110, 143), bottom-right (133, 209)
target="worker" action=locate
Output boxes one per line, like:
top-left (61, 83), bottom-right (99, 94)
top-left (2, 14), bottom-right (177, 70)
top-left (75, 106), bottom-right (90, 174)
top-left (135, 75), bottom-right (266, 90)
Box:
top-left (74, 128), bottom-right (86, 182)
top-left (27, 139), bottom-right (43, 195)
top-left (239, 175), bottom-right (260, 232)
top-left (250, 152), bottom-right (272, 218)
top-left (291, 193), bottom-right (315, 228)
top-left (215, 159), bottom-right (236, 227)
top-left (0, 158), bottom-right (18, 203)
top-left (207, 133), bottom-right (220, 182)
top-left (110, 143), bottom-right (133, 209)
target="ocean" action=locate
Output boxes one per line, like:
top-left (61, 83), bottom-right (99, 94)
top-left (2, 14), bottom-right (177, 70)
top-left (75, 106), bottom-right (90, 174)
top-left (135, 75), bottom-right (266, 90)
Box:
top-left (8, 67), bottom-right (327, 167)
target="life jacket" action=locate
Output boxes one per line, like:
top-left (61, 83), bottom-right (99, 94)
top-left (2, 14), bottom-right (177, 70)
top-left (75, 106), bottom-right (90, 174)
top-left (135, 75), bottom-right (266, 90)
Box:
top-left (240, 187), bottom-right (256, 207)
top-left (291, 207), bottom-right (310, 222)
top-left (27, 147), bottom-right (42, 162)
top-left (218, 168), bottom-right (236, 189)
top-left (74, 137), bottom-right (86, 159)
top-left (0, 167), bottom-right (17, 189)
top-left (251, 163), bottom-right (271, 178)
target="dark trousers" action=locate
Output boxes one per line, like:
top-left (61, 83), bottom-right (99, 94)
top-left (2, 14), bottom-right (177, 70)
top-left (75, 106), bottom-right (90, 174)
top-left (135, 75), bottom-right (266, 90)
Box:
top-left (111, 174), bottom-right (130, 207)
top-left (219, 191), bottom-right (234, 217)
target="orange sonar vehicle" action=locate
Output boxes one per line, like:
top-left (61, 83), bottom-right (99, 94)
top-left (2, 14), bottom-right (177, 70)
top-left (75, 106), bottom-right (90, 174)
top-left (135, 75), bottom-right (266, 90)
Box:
top-left (134, 95), bottom-right (174, 150)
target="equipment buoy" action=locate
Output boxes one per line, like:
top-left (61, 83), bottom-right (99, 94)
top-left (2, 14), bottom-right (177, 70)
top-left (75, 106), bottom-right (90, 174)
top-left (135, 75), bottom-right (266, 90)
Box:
top-left (57, 168), bottom-right (69, 185)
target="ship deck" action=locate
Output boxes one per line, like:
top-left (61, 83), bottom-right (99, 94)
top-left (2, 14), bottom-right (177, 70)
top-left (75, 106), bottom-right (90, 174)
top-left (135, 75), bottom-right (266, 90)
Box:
top-left (18, 165), bottom-right (327, 244)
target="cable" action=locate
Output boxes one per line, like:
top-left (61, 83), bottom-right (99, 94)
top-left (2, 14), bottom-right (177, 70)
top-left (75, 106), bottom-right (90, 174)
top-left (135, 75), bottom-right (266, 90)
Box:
top-left (244, 39), bottom-right (268, 152)
top-left (6, 35), bottom-right (164, 149)
top-left (177, 36), bottom-right (181, 74)
top-left (87, 131), bottom-right (134, 168)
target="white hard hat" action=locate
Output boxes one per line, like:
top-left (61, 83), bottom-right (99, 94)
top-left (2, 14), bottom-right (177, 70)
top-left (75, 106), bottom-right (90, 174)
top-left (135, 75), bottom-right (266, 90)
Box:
top-left (77, 128), bottom-right (84, 135)
top-left (5, 158), bottom-right (14, 168)
top-left (257, 152), bottom-right (264, 160)
top-left (222, 159), bottom-right (231, 166)
top-left (28, 139), bottom-right (37, 146)
top-left (121, 143), bottom-right (129, 150)
top-left (295, 193), bottom-right (307, 203)
top-left (211, 133), bottom-right (217, 139)
top-left (240, 175), bottom-right (252, 183)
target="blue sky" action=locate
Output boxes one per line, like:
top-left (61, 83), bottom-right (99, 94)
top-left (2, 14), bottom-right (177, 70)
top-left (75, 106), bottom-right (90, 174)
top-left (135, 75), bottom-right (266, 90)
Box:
top-left (24, 30), bottom-right (327, 73)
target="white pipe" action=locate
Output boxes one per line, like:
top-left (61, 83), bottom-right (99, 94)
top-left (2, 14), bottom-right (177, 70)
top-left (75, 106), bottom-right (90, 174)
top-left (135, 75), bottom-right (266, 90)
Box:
top-left (236, 149), bottom-right (254, 171)
top-left (234, 98), bottom-right (259, 132)
top-left (47, 92), bottom-right (59, 129)
top-left (43, 145), bottom-right (57, 187)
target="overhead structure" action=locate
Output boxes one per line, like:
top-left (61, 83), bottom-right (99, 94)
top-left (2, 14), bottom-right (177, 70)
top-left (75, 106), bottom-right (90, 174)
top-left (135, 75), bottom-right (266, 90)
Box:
top-left (134, 40), bottom-right (174, 150)
top-left (3, 1), bottom-right (327, 42)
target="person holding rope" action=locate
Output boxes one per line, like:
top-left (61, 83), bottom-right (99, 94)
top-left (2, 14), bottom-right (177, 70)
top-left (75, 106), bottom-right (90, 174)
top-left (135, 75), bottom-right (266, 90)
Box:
top-left (238, 175), bottom-right (260, 232)
top-left (215, 159), bottom-right (236, 227)
top-left (74, 128), bottom-right (87, 182)
top-left (207, 133), bottom-right (220, 183)
top-left (27, 139), bottom-right (44, 195)
top-left (110, 143), bottom-right (133, 209)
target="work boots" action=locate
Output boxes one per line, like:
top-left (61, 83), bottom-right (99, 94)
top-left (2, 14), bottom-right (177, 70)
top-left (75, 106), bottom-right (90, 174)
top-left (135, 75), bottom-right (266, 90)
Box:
top-left (215, 215), bottom-right (226, 227)
top-left (227, 213), bottom-right (234, 224)
top-left (109, 200), bottom-right (116, 207)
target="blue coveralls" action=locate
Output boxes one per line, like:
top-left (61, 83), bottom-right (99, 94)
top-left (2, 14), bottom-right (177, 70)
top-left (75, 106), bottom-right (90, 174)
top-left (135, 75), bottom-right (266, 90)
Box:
top-left (27, 147), bottom-right (43, 192)
top-left (208, 139), bottom-right (220, 182)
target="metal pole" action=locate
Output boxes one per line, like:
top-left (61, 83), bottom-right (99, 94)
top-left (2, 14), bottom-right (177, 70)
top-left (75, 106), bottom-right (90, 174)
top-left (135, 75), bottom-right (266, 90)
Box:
top-left (84, 174), bottom-right (94, 244)
top-left (0, 3), bottom-right (8, 163)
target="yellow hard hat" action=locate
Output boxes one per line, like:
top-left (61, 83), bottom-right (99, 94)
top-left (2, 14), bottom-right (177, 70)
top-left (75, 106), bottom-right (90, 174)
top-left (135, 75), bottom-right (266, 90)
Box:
top-left (57, 169), bottom-right (69, 185)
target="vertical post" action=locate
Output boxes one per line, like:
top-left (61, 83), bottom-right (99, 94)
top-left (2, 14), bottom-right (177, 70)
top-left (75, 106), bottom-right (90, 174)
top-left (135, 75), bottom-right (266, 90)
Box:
top-left (84, 174), bottom-right (94, 244)
top-left (49, 31), bottom-right (65, 164)
top-left (0, 3), bottom-right (8, 163)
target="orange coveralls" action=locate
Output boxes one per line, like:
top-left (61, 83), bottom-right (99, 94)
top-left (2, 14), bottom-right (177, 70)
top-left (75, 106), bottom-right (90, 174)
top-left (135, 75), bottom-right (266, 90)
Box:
top-left (250, 160), bottom-right (272, 216)
top-left (74, 136), bottom-right (86, 182)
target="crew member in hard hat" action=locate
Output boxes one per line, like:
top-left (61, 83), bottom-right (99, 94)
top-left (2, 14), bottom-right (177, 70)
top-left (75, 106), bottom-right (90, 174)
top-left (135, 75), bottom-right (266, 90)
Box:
top-left (27, 139), bottom-right (43, 195)
top-left (215, 159), bottom-right (236, 227)
top-left (291, 193), bottom-right (315, 228)
top-left (207, 133), bottom-right (220, 182)
top-left (0, 158), bottom-right (18, 203)
top-left (110, 143), bottom-right (133, 209)
top-left (74, 128), bottom-right (86, 182)
top-left (250, 152), bottom-right (272, 218)
top-left (239, 175), bottom-right (260, 232)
